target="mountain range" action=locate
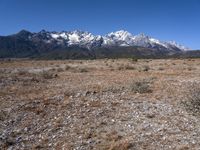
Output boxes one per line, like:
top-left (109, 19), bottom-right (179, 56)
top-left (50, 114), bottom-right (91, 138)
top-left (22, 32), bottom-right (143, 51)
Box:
top-left (0, 30), bottom-right (198, 59)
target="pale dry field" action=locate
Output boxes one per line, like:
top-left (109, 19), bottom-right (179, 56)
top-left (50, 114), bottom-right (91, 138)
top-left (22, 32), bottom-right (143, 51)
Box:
top-left (1, 58), bottom-right (200, 150)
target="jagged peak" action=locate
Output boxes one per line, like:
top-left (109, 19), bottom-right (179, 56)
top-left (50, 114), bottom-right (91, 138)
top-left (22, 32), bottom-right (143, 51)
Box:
top-left (40, 29), bottom-right (47, 32)
top-left (17, 29), bottom-right (31, 35)
top-left (167, 41), bottom-right (190, 51)
top-left (6, 29), bottom-right (189, 51)
top-left (14, 29), bottom-right (32, 38)
top-left (69, 30), bottom-right (91, 35)
top-left (134, 33), bottom-right (150, 39)
top-left (107, 30), bottom-right (132, 36)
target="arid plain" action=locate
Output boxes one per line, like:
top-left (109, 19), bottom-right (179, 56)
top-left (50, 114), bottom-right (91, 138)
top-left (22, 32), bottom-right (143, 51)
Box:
top-left (1, 58), bottom-right (200, 149)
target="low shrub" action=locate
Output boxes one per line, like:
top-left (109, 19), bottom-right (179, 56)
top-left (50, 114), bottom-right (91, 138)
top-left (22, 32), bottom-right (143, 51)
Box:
top-left (182, 83), bottom-right (200, 115)
top-left (41, 71), bottom-right (57, 79)
top-left (142, 65), bottom-right (150, 72)
top-left (130, 80), bottom-right (152, 93)
top-left (124, 65), bottom-right (135, 70)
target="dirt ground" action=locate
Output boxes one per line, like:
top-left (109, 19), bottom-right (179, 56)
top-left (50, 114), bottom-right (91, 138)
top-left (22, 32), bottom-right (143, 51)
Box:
top-left (1, 58), bottom-right (200, 150)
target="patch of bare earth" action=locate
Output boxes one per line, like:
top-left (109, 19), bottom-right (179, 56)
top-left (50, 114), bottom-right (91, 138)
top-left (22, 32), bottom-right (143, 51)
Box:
top-left (1, 58), bottom-right (200, 149)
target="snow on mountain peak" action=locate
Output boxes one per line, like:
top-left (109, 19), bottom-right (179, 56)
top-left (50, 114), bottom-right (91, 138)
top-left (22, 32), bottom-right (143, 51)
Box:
top-left (107, 30), bottom-right (132, 40)
top-left (103, 30), bottom-right (134, 46)
top-left (168, 41), bottom-right (190, 51)
top-left (149, 38), bottom-right (168, 48)
top-left (51, 33), bottom-right (60, 39)
top-left (27, 29), bottom-right (189, 51)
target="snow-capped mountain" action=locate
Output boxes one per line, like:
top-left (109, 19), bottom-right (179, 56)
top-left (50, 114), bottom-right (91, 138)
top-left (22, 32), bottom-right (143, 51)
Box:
top-left (102, 30), bottom-right (189, 51)
top-left (15, 29), bottom-right (188, 51)
top-left (0, 29), bottom-right (191, 59)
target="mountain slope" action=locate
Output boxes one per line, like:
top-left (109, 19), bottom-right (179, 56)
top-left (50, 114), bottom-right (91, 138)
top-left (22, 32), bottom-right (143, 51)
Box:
top-left (0, 29), bottom-right (191, 59)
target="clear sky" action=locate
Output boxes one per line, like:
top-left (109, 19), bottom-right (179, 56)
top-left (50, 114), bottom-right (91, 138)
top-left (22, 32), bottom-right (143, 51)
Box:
top-left (0, 0), bottom-right (199, 49)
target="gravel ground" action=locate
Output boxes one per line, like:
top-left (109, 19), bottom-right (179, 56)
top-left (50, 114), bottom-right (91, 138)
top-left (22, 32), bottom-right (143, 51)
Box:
top-left (0, 59), bottom-right (200, 150)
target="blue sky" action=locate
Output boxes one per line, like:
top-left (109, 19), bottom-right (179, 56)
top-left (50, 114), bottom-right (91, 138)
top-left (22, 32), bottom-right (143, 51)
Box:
top-left (0, 0), bottom-right (199, 49)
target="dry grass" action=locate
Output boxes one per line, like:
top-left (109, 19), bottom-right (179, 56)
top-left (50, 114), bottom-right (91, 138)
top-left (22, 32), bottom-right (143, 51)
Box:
top-left (140, 65), bottom-right (150, 72)
top-left (182, 83), bottom-right (200, 115)
top-left (108, 140), bottom-right (132, 150)
top-left (41, 70), bottom-right (57, 79)
top-left (129, 79), bottom-right (152, 94)
top-left (124, 65), bottom-right (135, 70)
top-left (1, 58), bottom-right (200, 149)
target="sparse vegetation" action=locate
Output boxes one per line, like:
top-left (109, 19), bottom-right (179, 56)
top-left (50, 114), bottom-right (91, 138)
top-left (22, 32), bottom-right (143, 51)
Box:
top-left (56, 67), bottom-right (64, 72)
top-left (143, 65), bottom-right (150, 71)
top-left (182, 83), bottom-right (200, 115)
top-left (130, 57), bottom-right (138, 62)
top-left (17, 69), bottom-right (30, 76)
top-left (1, 59), bottom-right (200, 149)
top-left (158, 67), bottom-right (164, 71)
top-left (117, 65), bottom-right (125, 70)
top-left (124, 65), bottom-right (135, 70)
top-left (108, 140), bottom-right (132, 150)
top-left (130, 79), bottom-right (152, 93)
top-left (78, 68), bottom-right (88, 73)
top-left (65, 65), bottom-right (71, 70)
top-left (187, 67), bottom-right (195, 71)
top-left (41, 70), bottom-right (57, 79)
top-left (0, 110), bottom-right (8, 121)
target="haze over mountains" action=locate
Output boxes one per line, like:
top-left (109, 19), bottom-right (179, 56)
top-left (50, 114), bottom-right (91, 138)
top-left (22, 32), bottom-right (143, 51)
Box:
top-left (0, 29), bottom-right (198, 59)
